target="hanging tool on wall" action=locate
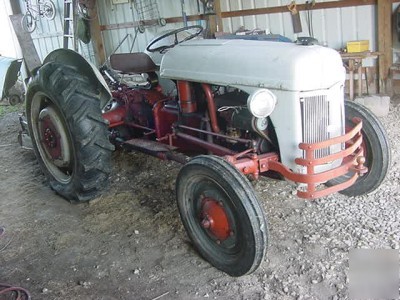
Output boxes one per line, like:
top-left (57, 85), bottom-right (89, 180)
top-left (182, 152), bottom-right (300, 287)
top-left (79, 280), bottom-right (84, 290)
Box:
top-left (76, 1), bottom-right (97, 44)
top-left (201, 0), bottom-right (215, 15)
top-left (199, 0), bottom-right (216, 38)
top-left (288, 1), bottom-right (302, 33)
top-left (181, 0), bottom-right (188, 27)
top-left (196, 0), bottom-right (201, 14)
top-left (134, 0), bottom-right (165, 33)
top-left (305, 0), bottom-right (316, 37)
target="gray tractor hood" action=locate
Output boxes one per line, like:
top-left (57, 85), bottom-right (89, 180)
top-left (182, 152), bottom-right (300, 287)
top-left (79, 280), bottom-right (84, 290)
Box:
top-left (160, 39), bottom-right (345, 93)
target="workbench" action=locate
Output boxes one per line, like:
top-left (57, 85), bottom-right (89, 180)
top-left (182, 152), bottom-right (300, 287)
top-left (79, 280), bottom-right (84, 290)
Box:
top-left (340, 51), bottom-right (380, 100)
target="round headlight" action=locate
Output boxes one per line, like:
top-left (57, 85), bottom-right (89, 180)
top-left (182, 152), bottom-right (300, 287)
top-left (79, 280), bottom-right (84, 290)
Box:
top-left (247, 89), bottom-right (277, 118)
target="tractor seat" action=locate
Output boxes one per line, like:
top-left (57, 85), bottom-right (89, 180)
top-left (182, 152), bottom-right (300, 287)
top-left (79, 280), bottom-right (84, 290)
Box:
top-left (109, 53), bottom-right (158, 74)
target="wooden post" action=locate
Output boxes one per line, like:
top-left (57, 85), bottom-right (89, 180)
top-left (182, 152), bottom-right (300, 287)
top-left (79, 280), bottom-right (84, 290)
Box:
top-left (358, 62), bottom-right (363, 97)
top-left (208, 0), bottom-right (223, 37)
top-left (377, 0), bottom-right (392, 94)
top-left (9, 0), bottom-right (22, 14)
top-left (9, 14), bottom-right (41, 73)
top-left (87, 0), bottom-right (106, 66)
top-left (215, 0), bottom-right (223, 32)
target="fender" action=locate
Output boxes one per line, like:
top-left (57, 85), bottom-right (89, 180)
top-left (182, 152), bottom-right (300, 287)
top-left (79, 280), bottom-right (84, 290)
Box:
top-left (41, 49), bottom-right (111, 108)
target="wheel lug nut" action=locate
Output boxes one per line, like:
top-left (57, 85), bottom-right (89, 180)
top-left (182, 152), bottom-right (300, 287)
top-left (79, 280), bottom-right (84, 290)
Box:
top-left (201, 219), bottom-right (211, 229)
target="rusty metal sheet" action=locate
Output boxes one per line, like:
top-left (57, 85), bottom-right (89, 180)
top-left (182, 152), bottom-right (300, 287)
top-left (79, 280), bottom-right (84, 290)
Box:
top-left (0, 56), bottom-right (22, 100)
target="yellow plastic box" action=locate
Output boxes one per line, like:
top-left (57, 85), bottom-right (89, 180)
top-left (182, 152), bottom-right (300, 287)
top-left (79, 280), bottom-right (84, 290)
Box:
top-left (347, 40), bottom-right (369, 53)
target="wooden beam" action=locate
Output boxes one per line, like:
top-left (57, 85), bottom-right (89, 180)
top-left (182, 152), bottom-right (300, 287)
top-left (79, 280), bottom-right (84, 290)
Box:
top-left (88, 0), bottom-right (106, 65)
top-left (9, 14), bottom-right (41, 73)
top-left (165, 14), bottom-right (205, 23)
top-left (100, 14), bottom-right (206, 31)
top-left (377, 0), bottom-right (392, 93)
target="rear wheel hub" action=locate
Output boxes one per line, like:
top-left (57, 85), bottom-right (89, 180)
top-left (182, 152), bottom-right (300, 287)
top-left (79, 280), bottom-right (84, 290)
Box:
top-left (38, 106), bottom-right (71, 168)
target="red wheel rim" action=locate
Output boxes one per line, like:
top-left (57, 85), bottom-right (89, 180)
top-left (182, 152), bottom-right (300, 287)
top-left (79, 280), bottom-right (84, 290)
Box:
top-left (40, 115), bottom-right (62, 160)
top-left (32, 97), bottom-right (72, 183)
top-left (200, 197), bottom-right (232, 241)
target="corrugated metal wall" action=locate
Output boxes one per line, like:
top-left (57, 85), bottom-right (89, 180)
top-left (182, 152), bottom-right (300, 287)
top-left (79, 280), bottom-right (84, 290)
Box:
top-left (220, 0), bottom-right (376, 51)
top-left (0, 0), bottom-right (21, 58)
top-left (17, 0), bottom-right (95, 63)
top-left (100, 0), bottom-right (376, 55)
top-left (18, 0), bottom-right (63, 60)
top-left (19, 0), bottom-right (376, 64)
top-left (98, 0), bottom-right (205, 56)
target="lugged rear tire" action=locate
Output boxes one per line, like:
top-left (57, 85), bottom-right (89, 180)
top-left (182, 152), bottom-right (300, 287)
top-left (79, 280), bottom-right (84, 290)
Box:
top-left (26, 62), bottom-right (114, 201)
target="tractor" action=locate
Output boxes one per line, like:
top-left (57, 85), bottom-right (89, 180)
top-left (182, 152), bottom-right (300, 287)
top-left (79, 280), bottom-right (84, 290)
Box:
top-left (22, 26), bottom-right (390, 276)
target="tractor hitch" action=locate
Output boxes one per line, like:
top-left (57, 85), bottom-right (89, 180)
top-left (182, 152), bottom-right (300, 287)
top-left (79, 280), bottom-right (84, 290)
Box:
top-left (17, 114), bottom-right (33, 150)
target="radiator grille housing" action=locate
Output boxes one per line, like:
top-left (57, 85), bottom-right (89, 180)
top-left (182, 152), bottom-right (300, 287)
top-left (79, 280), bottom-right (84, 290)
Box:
top-left (301, 95), bottom-right (331, 159)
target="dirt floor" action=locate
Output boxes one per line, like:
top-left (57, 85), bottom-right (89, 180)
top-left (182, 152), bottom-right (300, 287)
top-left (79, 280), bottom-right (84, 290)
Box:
top-left (0, 99), bottom-right (399, 300)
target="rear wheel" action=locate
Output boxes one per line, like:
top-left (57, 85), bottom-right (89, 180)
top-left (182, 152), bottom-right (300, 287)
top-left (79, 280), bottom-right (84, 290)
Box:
top-left (176, 155), bottom-right (268, 276)
top-left (21, 12), bottom-right (36, 33)
top-left (8, 94), bottom-right (21, 106)
top-left (26, 63), bottom-right (114, 201)
top-left (328, 101), bottom-right (390, 196)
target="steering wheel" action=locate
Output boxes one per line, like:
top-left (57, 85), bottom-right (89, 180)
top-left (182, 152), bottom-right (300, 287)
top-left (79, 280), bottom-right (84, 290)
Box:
top-left (146, 25), bottom-right (203, 53)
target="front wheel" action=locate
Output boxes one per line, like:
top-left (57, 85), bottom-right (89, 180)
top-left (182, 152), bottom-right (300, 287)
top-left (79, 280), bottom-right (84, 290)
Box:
top-left (328, 100), bottom-right (390, 196)
top-left (26, 63), bottom-right (114, 201)
top-left (176, 155), bottom-right (268, 276)
top-left (43, 0), bottom-right (56, 20)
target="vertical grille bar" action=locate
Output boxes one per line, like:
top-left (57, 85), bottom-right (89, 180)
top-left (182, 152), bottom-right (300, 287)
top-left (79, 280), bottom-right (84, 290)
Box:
top-left (301, 95), bottom-right (330, 159)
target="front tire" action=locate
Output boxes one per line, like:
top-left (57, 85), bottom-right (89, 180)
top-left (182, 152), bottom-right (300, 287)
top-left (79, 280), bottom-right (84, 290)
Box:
top-left (26, 63), bottom-right (114, 201)
top-left (328, 101), bottom-right (390, 196)
top-left (176, 155), bottom-right (268, 276)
